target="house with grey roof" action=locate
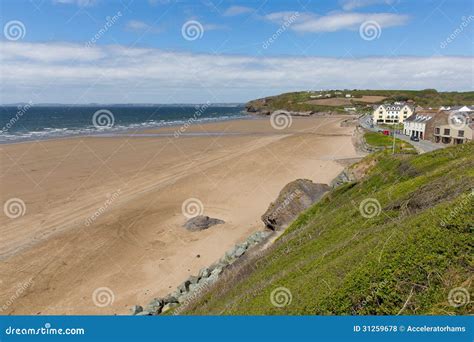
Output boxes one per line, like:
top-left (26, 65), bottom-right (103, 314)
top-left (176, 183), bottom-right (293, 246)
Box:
top-left (439, 105), bottom-right (474, 112)
top-left (403, 112), bottom-right (434, 140)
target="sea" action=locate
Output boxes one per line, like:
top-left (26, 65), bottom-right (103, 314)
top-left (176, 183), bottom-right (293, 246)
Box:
top-left (0, 104), bottom-right (247, 144)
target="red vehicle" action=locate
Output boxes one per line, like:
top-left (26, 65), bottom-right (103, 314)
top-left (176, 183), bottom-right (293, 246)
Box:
top-left (383, 130), bottom-right (390, 136)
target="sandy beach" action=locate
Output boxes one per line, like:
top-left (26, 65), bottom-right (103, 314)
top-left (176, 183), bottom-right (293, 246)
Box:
top-left (0, 115), bottom-right (362, 315)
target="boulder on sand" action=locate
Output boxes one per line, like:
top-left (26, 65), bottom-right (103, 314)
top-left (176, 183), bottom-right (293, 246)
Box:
top-left (183, 215), bottom-right (225, 231)
top-left (131, 305), bottom-right (143, 315)
top-left (262, 179), bottom-right (330, 230)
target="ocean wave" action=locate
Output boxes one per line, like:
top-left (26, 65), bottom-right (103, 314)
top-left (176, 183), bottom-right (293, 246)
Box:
top-left (0, 114), bottom-right (248, 144)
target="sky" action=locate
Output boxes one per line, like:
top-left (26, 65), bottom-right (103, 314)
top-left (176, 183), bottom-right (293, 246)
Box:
top-left (0, 0), bottom-right (473, 104)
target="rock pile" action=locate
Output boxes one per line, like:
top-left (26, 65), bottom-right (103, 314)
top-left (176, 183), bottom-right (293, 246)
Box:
top-left (330, 170), bottom-right (353, 188)
top-left (183, 215), bottom-right (225, 231)
top-left (132, 230), bottom-right (271, 315)
top-left (261, 179), bottom-right (330, 230)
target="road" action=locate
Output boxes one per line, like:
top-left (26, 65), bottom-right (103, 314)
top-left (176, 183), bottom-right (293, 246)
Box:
top-left (358, 114), bottom-right (445, 154)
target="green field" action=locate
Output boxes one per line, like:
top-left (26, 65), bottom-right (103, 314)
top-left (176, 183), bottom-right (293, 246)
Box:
top-left (246, 89), bottom-right (474, 114)
top-left (184, 142), bottom-right (474, 315)
top-left (350, 89), bottom-right (474, 107)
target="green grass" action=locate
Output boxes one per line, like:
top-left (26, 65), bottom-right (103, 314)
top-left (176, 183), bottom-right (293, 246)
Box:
top-left (364, 132), bottom-right (415, 153)
top-left (350, 89), bottom-right (474, 107)
top-left (377, 123), bottom-right (404, 130)
top-left (246, 89), bottom-right (474, 113)
top-left (184, 143), bottom-right (474, 315)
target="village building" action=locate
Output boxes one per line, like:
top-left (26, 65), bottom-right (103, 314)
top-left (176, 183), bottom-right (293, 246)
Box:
top-left (433, 111), bottom-right (473, 145)
top-left (403, 112), bottom-right (434, 139)
top-left (372, 102), bottom-right (414, 124)
top-left (439, 105), bottom-right (474, 112)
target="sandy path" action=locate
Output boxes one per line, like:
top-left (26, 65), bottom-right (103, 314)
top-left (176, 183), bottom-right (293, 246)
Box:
top-left (0, 116), bottom-right (361, 315)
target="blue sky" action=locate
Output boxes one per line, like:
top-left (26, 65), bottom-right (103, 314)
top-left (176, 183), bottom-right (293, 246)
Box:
top-left (0, 0), bottom-right (473, 103)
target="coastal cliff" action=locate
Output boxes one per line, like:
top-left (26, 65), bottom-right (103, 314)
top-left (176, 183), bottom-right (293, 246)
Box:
top-left (244, 92), bottom-right (340, 116)
top-left (178, 142), bottom-right (474, 315)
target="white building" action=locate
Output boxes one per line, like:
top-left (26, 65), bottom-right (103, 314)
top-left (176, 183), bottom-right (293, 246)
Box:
top-left (439, 105), bottom-right (474, 112)
top-left (373, 102), bottom-right (414, 125)
top-left (403, 113), bottom-right (433, 139)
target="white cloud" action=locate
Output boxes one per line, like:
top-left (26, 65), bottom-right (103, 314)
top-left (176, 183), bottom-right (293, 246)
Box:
top-left (126, 20), bottom-right (163, 33)
top-left (223, 6), bottom-right (254, 17)
top-left (0, 42), bottom-right (106, 62)
top-left (0, 42), bottom-right (470, 103)
top-left (265, 11), bottom-right (409, 32)
top-left (52, 0), bottom-right (97, 7)
top-left (203, 23), bottom-right (228, 31)
top-left (341, 0), bottom-right (397, 11)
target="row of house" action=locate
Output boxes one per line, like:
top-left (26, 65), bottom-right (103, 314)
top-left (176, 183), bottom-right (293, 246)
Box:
top-left (372, 103), bottom-right (474, 145)
top-left (403, 107), bottom-right (474, 145)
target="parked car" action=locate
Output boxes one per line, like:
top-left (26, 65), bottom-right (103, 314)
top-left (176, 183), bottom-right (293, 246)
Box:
top-left (383, 130), bottom-right (390, 136)
top-left (410, 136), bottom-right (420, 142)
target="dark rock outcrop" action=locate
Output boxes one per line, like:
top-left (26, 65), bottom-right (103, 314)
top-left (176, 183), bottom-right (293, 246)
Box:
top-left (130, 305), bottom-right (143, 315)
top-left (183, 215), bottom-right (224, 231)
top-left (272, 109), bottom-right (313, 117)
top-left (262, 179), bottom-right (330, 230)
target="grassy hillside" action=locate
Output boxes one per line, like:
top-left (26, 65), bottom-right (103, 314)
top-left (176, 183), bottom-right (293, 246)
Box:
top-left (350, 89), bottom-right (474, 107)
top-left (246, 89), bottom-right (474, 113)
top-left (185, 143), bottom-right (473, 315)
